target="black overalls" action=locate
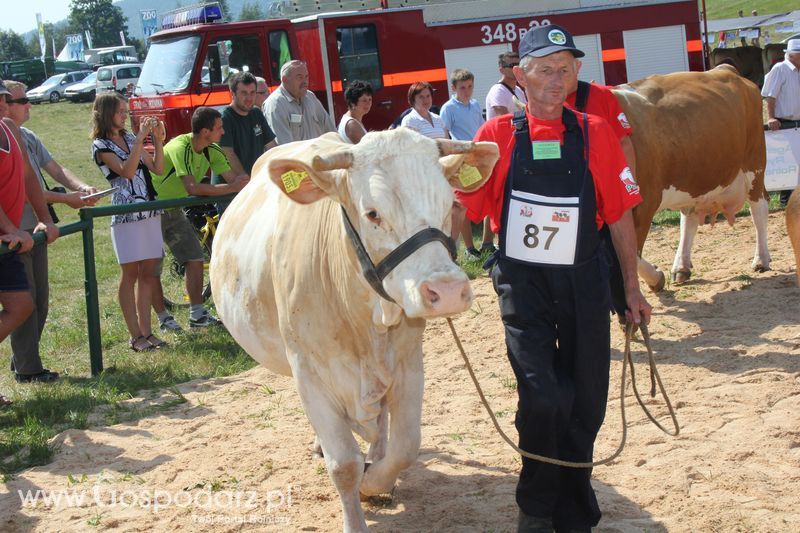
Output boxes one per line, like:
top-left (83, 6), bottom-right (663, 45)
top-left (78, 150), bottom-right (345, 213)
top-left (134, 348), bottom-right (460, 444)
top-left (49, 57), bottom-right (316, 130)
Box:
top-left (491, 109), bottom-right (611, 531)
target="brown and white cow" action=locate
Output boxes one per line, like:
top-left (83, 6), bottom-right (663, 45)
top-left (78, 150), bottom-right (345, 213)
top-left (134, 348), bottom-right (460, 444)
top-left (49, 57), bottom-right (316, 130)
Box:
top-left (209, 130), bottom-right (498, 532)
top-left (786, 186), bottom-right (800, 286)
top-left (613, 66), bottom-right (770, 290)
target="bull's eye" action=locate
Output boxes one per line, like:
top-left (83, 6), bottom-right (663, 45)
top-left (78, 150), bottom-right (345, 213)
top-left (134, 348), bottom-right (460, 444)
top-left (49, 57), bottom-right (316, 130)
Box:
top-left (365, 209), bottom-right (381, 225)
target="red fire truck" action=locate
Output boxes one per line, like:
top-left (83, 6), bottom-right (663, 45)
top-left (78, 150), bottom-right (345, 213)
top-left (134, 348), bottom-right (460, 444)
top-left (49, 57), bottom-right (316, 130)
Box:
top-left (130, 0), bottom-right (705, 139)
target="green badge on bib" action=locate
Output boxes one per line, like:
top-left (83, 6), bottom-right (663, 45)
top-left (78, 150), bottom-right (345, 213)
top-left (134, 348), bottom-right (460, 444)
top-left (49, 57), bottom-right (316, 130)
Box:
top-left (532, 141), bottom-right (561, 160)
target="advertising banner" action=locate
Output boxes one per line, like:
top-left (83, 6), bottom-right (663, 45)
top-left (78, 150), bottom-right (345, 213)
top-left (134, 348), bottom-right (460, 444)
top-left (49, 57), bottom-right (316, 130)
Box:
top-left (140, 9), bottom-right (158, 42)
top-left (36, 13), bottom-right (46, 61)
top-left (59, 34), bottom-right (85, 62)
top-left (764, 129), bottom-right (800, 191)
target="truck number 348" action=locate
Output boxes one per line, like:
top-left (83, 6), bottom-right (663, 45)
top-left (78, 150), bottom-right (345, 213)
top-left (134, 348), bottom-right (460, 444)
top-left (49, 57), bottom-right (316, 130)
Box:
top-left (480, 20), bottom-right (551, 44)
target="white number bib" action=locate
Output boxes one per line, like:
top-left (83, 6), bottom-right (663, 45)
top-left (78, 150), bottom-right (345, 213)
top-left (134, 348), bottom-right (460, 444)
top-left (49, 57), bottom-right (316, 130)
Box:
top-left (504, 189), bottom-right (580, 265)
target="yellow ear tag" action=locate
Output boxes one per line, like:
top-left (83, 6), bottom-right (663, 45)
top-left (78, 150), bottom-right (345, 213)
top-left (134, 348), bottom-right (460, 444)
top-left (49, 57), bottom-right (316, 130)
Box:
top-left (281, 170), bottom-right (308, 193)
top-left (457, 164), bottom-right (483, 188)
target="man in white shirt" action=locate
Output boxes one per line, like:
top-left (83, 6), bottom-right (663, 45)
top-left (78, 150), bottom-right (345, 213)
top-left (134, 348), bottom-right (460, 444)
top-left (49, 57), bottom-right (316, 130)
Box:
top-left (762, 39), bottom-right (800, 205)
top-left (262, 60), bottom-right (335, 144)
top-left (485, 51), bottom-right (527, 119)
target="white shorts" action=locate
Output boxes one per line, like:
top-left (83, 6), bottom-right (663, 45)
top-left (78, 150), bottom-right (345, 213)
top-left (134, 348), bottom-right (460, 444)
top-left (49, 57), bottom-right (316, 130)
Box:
top-left (111, 215), bottom-right (164, 264)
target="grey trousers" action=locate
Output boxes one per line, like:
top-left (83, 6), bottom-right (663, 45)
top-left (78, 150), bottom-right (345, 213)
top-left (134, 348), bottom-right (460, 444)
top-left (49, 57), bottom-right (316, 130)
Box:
top-left (9, 244), bottom-right (49, 375)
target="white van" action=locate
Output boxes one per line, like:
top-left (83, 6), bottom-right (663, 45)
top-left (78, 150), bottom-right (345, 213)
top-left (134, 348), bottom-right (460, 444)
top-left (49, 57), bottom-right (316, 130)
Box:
top-left (96, 64), bottom-right (142, 96)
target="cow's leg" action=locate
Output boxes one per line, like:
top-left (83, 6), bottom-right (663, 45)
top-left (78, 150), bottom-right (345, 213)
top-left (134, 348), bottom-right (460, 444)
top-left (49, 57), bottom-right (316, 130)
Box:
top-left (365, 399), bottom-right (388, 464)
top-left (294, 368), bottom-right (367, 533)
top-left (671, 210), bottom-right (700, 284)
top-left (637, 257), bottom-right (665, 292)
top-left (749, 196), bottom-right (771, 272)
top-left (633, 200), bottom-right (666, 292)
top-left (360, 349), bottom-right (423, 496)
top-left (312, 435), bottom-right (324, 459)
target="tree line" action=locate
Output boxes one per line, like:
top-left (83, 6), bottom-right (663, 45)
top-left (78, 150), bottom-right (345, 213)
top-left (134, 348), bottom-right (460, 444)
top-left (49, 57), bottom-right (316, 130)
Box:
top-left (0, 0), bottom-right (270, 63)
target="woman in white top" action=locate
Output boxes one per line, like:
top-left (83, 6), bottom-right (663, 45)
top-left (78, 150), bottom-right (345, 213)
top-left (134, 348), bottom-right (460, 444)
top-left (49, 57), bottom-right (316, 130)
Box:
top-left (91, 92), bottom-right (166, 352)
top-left (400, 81), bottom-right (450, 139)
top-left (338, 80), bottom-right (372, 144)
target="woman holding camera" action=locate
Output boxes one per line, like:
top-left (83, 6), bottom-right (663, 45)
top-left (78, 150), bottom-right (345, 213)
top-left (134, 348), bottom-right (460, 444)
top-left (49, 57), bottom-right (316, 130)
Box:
top-left (91, 92), bottom-right (166, 352)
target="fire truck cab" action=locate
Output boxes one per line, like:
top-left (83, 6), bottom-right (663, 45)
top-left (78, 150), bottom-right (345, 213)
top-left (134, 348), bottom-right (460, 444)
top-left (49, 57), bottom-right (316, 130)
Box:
top-left (131, 0), bottom-right (704, 140)
top-left (130, 3), bottom-right (296, 141)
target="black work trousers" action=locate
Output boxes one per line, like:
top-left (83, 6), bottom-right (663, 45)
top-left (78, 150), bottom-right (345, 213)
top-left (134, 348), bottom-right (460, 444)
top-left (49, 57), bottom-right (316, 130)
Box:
top-left (491, 254), bottom-right (611, 531)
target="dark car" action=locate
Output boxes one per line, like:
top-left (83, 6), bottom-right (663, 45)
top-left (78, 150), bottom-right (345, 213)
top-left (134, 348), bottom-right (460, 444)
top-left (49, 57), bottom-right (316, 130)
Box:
top-left (64, 71), bottom-right (98, 102)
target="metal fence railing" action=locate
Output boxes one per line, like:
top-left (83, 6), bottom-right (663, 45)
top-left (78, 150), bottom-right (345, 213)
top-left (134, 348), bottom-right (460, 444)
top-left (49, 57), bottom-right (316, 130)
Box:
top-left (0, 193), bottom-right (236, 376)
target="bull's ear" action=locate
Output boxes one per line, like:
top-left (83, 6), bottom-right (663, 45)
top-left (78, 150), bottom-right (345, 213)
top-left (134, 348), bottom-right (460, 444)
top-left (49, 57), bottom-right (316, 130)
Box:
top-left (438, 141), bottom-right (500, 192)
top-left (265, 133), bottom-right (352, 204)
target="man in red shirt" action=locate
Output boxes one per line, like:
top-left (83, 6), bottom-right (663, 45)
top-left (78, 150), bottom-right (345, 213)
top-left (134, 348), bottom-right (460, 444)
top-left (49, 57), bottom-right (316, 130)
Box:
top-left (0, 79), bottom-right (58, 374)
top-left (456, 25), bottom-right (650, 532)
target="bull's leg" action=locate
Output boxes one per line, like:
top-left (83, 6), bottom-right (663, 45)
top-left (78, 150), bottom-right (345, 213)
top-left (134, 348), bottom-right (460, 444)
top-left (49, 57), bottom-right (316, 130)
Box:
top-left (365, 400), bottom-right (388, 464)
top-left (637, 257), bottom-right (666, 292)
top-left (749, 196), bottom-right (771, 272)
top-left (671, 210), bottom-right (700, 284)
top-left (360, 349), bottom-right (423, 496)
top-left (294, 368), bottom-right (367, 533)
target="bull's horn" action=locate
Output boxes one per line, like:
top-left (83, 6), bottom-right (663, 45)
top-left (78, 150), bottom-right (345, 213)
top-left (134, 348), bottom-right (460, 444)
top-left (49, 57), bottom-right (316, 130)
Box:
top-left (312, 151), bottom-right (354, 171)
top-left (436, 139), bottom-right (474, 157)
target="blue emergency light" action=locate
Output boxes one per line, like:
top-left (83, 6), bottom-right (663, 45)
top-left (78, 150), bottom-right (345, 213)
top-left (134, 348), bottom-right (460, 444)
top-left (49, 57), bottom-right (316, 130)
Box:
top-left (161, 2), bottom-right (224, 30)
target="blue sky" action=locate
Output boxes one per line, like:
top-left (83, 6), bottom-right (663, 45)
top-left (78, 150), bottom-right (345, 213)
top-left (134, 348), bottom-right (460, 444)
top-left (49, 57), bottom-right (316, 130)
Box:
top-left (2, 0), bottom-right (73, 35)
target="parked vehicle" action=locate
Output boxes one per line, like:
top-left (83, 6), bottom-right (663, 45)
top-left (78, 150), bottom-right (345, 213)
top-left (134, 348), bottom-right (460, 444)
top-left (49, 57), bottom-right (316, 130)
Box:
top-left (130, 0), bottom-right (705, 140)
top-left (96, 64), bottom-right (142, 96)
top-left (1, 59), bottom-right (91, 89)
top-left (26, 71), bottom-right (93, 103)
top-left (64, 71), bottom-right (98, 102)
top-left (84, 46), bottom-right (138, 68)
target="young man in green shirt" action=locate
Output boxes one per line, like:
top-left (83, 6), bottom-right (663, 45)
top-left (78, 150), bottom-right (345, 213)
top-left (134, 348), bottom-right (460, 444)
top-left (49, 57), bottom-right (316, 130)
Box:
top-left (152, 106), bottom-right (248, 329)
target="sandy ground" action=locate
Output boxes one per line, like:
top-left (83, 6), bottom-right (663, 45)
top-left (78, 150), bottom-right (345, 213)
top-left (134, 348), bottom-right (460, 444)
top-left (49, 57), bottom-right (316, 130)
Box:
top-left (1, 211), bottom-right (799, 532)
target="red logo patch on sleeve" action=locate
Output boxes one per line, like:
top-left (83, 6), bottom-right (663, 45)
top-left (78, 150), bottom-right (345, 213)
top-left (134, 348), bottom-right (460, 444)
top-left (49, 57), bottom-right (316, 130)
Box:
top-left (619, 167), bottom-right (639, 195)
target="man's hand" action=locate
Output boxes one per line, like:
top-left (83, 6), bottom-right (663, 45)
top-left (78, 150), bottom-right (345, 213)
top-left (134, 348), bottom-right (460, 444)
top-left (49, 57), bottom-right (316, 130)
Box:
top-left (1, 229), bottom-right (34, 253)
top-left (624, 286), bottom-right (652, 325)
top-left (33, 222), bottom-right (59, 244)
top-left (767, 118), bottom-right (781, 131)
top-left (63, 191), bottom-right (98, 208)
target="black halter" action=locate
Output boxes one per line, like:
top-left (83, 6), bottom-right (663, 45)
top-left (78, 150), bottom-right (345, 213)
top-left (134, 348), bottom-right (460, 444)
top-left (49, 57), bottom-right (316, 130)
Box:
top-left (340, 206), bottom-right (457, 303)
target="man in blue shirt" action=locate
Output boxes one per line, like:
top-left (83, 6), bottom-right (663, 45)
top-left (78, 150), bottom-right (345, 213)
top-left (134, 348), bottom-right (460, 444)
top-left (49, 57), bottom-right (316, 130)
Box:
top-left (440, 69), bottom-right (494, 258)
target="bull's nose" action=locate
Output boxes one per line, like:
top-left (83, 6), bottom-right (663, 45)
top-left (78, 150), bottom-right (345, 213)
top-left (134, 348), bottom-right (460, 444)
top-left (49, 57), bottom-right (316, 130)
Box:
top-left (419, 279), bottom-right (473, 315)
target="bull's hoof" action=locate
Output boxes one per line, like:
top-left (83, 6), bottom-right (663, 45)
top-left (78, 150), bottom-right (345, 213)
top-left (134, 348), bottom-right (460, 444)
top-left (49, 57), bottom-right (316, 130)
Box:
top-left (359, 488), bottom-right (394, 505)
top-left (648, 271), bottom-right (666, 293)
top-left (672, 270), bottom-right (691, 285)
top-left (753, 263), bottom-right (770, 273)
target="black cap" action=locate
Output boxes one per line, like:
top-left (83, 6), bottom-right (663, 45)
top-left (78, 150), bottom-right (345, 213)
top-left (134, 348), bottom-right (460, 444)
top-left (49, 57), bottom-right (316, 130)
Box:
top-left (519, 24), bottom-right (585, 59)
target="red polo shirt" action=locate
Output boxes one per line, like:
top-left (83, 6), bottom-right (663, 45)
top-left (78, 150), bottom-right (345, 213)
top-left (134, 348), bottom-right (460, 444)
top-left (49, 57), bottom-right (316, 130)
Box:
top-left (565, 83), bottom-right (633, 141)
top-left (456, 110), bottom-right (641, 234)
top-left (0, 120), bottom-right (25, 227)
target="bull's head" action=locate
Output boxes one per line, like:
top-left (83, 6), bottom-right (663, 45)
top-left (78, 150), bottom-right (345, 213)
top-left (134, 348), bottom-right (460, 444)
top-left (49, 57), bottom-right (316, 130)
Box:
top-left (262, 129), bottom-right (498, 326)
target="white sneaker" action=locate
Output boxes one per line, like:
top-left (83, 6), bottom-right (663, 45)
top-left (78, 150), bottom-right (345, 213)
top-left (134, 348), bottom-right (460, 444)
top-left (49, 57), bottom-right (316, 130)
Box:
top-left (189, 311), bottom-right (222, 329)
top-left (159, 315), bottom-right (183, 332)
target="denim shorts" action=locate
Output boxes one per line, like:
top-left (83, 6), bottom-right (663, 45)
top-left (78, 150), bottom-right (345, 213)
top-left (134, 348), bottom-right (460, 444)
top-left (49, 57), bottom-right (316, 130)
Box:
top-left (0, 253), bottom-right (29, 292)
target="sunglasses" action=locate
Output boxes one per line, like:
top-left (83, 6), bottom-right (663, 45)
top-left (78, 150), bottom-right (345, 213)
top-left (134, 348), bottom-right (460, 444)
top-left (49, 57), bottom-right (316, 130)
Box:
top-left (503, 63), bottom-right (520, 68)
top-left (7, 97), bottom-right (30, 105)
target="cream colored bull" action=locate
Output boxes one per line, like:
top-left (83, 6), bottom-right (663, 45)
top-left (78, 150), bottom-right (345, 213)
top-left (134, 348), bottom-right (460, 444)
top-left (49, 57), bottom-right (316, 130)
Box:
top-left (209, 129), bottom-right (498, 532)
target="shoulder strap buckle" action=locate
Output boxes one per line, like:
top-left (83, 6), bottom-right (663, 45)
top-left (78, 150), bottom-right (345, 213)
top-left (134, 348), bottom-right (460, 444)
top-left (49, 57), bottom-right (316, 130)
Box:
top-left (512, 110), bottom-right (527, 132)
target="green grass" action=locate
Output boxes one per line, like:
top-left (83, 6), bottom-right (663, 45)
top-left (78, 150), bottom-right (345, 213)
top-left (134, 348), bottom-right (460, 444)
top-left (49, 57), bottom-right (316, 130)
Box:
top-left (0, 101), bottom-right (256, 476)
top-left (705, 0), bottom-right (798, 19)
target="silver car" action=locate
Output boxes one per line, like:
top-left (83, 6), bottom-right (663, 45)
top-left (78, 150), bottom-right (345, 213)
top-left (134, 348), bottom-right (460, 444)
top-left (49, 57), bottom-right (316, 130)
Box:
top-left (27, 71), bottom-right (93, 104)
